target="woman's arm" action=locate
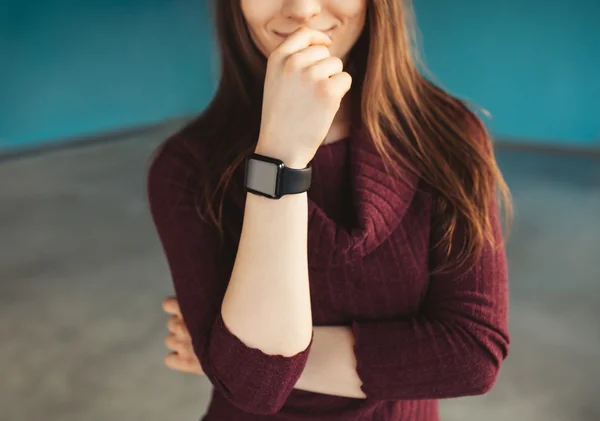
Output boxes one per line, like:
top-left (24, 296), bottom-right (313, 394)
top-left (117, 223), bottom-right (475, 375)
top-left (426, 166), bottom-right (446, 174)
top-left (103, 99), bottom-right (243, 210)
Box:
top-left (222, 25), bottom-right (351, 361)
top-left (150, 28), bottom-right (351, 415)
top-left (149, 141), bottom-right (312, 415)
top-left (221, 190), bottom-right (312, 356)
top-left (166, 206), bottom-right (508, 401)
top-left (294, 325), bottom-right (366, 398)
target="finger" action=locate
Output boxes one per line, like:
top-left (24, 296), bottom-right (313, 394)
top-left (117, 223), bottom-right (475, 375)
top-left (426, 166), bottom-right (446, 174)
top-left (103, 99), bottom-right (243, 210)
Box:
top-left (305, 56), bottom-right (344, 80)
top-left (324, 71), bottom-right (353, 99)
top-left (271, 28), bottom-right (332, 62)
top-left (162, 296), bottom-right (181, 316)
top-left (283, 45), bottom-right (331, 73)
top-left (164, 352), bottom-right (199, 374)
top-left (164, 352), bottom-right (205, 376)
top-left (166, 315), bottom-right (188, 336)
top-left (165, 333), bottom-right (191, 353)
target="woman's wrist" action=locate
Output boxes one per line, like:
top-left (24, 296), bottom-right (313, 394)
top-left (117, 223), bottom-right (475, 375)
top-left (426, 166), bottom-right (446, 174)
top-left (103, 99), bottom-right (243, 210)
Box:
top-left (255, 138), bottom-right (311, 170)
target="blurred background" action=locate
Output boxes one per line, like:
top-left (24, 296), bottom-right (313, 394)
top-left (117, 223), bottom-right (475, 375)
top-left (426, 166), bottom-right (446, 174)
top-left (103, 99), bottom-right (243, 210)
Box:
top-left (1, 0), bottom-right (598, 420)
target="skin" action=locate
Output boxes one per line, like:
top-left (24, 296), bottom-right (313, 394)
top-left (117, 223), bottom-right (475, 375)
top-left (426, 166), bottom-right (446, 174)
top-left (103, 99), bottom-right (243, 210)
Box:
top-left (245, 0), bottom-right (368, 147)
top-left (163, 0), bottom-right (369, 399)
top-left (163, 297), bottom-right (365, 398)
top-left (242, 0), bottom-right (367, 63)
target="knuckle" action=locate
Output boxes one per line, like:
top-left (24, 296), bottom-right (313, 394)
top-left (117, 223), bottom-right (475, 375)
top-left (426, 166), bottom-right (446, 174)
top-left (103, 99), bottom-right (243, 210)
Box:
top-left (167, 317), bottom-right (185, 334)
top-left (284, 55), bottom-right (303, 73)
top-left (305, 66), bottom-right (321, 82)
top-left (332, 57), bottom-right (344, 71)
top-left (269, 48), bottom-right (285, 63)
top-left (164, 353), bottom-right (175, 365)
top-left (338, 74), bottom-right (349, 89)
top-left (165, 334), bottom-right (177, 348)
top-left (344, 73), bottom-right (353, 89)
top-left (318, 80), bottom-right (338, 100)
top-left (314, 45), bottom-right (330, 57)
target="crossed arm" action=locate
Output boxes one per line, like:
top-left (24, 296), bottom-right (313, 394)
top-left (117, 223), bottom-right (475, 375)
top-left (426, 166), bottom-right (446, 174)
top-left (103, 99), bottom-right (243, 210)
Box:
top-left (163, 297), bottom-right (366, 398)
top-left (150, 137), bottom-right (509, 413)
top-left (161, 210), bottom-right (510, 403)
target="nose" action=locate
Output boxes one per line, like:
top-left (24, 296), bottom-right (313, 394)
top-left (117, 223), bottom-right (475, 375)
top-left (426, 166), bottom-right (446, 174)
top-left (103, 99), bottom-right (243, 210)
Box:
top-left (282, 0), bottom-right (322, 22)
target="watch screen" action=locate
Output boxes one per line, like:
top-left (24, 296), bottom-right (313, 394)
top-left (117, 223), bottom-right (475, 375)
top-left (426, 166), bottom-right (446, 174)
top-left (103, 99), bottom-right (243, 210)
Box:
top-left (247, 158), bottom-right (279, 197)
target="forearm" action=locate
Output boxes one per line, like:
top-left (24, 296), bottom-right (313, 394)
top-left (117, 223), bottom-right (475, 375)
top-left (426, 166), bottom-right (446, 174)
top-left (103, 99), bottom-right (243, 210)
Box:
top-left (294, 326), bottom-right (366, 399)
top-left (294, 315), bottom-right (508, 400)
top-left (221, 191), bottom-right (312, 357)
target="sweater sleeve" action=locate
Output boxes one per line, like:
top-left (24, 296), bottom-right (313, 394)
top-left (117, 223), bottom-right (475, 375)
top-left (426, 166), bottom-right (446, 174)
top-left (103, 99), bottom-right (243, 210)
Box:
top-left (351, 195), bottom-right (509, 400)
top-left (147, 137), bottom-right (311, 415)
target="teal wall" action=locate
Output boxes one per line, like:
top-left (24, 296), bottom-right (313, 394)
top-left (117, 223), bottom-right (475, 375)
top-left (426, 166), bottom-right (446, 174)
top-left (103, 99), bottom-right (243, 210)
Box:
top-left (0, 0), bottom-right (215, 151)
top-left (1, 0), bottom-right (598, 151)
top-left (415, 0), bottom-right (600, 146)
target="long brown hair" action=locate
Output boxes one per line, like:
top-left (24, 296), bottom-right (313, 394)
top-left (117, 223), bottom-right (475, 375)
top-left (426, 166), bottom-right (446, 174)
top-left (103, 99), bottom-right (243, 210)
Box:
top-left (185, 0), bottom-right (512, 272)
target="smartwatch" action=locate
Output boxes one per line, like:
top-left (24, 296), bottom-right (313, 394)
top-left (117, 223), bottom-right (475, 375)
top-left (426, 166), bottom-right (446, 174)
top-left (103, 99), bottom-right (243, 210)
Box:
top-left (244, 153), bottom-right (312, 199)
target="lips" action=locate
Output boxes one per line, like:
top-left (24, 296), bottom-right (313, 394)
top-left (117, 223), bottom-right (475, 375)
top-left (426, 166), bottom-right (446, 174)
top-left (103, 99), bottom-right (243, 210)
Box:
top-left (275, 28), bottom-right (334, 39)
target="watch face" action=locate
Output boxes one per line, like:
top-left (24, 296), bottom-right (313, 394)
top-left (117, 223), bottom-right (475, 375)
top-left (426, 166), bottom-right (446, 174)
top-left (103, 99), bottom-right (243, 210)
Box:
top-left (246, 157), bottom-right (282, 198)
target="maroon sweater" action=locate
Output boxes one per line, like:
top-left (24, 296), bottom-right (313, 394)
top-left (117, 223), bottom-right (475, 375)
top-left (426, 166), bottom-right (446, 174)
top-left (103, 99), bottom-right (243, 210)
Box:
top-left (147, 126), bottom-right (509, 421)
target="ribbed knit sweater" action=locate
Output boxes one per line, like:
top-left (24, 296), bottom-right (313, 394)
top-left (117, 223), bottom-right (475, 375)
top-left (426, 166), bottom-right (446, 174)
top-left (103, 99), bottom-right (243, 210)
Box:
top-left (147, 126), bottom-right (509, 421)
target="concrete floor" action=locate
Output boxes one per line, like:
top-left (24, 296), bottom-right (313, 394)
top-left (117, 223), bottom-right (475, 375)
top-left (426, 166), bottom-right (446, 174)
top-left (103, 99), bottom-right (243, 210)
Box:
top-left (1, 125), bottom-right (599, 421)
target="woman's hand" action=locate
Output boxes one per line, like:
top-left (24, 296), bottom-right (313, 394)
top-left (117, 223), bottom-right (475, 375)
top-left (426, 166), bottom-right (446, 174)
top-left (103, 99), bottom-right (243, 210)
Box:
top-left (162, 296), bottom-right (205, 376)
top-left (257, 27), bottom-right (353, 169)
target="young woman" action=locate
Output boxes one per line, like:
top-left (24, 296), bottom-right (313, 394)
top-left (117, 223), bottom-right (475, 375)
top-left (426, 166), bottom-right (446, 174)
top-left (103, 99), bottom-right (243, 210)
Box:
top-left (147, 1), bottom-right (512, 420)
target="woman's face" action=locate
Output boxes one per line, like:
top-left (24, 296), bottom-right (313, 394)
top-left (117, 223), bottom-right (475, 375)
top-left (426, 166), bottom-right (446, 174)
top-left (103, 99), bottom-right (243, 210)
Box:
top-left (241, 0), bottom-right (368, 60)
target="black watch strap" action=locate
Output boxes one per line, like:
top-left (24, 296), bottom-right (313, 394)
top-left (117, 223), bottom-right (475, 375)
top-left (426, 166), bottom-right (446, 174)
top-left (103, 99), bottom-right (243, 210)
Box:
top-left (280, 163), bottom-right (312, 196)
